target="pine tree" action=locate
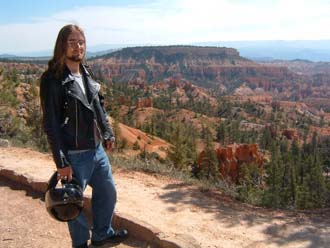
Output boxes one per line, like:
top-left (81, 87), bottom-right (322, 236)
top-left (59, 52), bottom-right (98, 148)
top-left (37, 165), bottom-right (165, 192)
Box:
top-left (167, 123), bottom-right (188, 170)
top-left (199, 127), bottom-right (219, 180)
top-left (259, 127), bottom-right (273, 150)
top-left (278, 139), bottom-right (298, 207)
top-left (296, 180), bottom-right (310, 209)
top-left (288, 140), bottom-right (300, 206)
top-left (185, 124), bottom-right (198, 166)
top-left (216, 122), bottom-right (226, 145)
top-left (307, 153), bottom-right (326, 208)
top-left (237, 162), bottom-right (263, 205)
top-left (262, 141), bottom-right (283, 208)
top-left (237, 162), bottom-right (252, 201)
top-left (324, 177), bottom-right (330, 207)
top-left (287, 152), bottom-right (297, 207)
top-left (231, 120), bottom-right (241, 143)
top-left (26, 100), bottom-right (48, 151)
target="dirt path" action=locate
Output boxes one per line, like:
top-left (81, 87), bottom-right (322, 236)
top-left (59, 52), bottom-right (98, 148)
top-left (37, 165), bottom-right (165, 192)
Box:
top-left (0, 177), bottom-right (151, 248)
top-left (115, 170), bottom-right (330, 248)
top-left (1, 147), bottom-right (330, 248)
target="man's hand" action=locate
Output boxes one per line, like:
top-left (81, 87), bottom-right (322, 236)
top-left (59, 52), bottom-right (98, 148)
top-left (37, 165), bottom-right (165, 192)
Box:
top-left (57, 166), bottom-right (73, 182)
top-left (104, 139), bottom-right (115, 152)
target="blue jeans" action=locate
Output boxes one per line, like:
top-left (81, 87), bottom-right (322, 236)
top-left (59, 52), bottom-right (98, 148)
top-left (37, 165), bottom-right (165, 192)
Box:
top-left (67, 143), bottom-right (117, 247)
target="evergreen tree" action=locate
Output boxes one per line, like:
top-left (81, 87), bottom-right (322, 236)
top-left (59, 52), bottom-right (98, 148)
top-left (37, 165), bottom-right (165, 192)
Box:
top-left (237, 162), bottom-right (263, 205)
top-left (306, 153), bottom-right (326, 208)
top-left (286, 152), bottom-right (297, 207)
top-left (185, 125), bottom-right (198, 166)
top-left (259, 127), bottom-right (273, 150)
top-left (324, 177), bottom-right (330, 207)
top-left (26, 99), bottom-right (48, 151)
top-left (262, 141), bottom-right (283, 208)
top-left (167, 123), bottom-right (188, 170)
top-left (199, 127), bottom-right (219, 180)
top-left (278, 139), bottom-right (297, 207)
top-left (311, 131), bottom-right (318, 154)
top-left (216, 122), bottom-right (226, 145)
top-left (296, 182), bottom-right (310, 209)
top-left (231, 120), bottom-right (241, 143)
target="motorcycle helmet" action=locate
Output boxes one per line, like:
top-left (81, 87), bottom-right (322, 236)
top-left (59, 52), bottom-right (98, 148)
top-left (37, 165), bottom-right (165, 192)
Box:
top-left (45, 172), bottom-right (84, 222)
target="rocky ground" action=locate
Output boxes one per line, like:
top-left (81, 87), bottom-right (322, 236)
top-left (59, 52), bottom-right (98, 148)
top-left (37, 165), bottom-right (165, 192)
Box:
top-left (1, 147), bottom-right (330, 248)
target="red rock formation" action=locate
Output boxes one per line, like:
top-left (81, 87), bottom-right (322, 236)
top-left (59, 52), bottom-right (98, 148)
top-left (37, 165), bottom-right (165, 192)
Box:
top-left (308, 126), bottom-right (330, 142)
top-left (198, 143), bottom-right (263, 183)
top-left (282, 128), bottom-right (299, 140)
top-left (87, 46), bottom-right (314, 105)
top-left (136, 98), bottom-right (153, 109)
top-left (233, 94), bottom-right (273, 104)
top-left (116, 96), bottom-right (132, 106)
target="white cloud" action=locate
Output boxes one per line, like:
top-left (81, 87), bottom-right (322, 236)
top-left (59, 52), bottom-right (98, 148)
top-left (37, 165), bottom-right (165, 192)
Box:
top-left (0, 22), bottom-right (64, 53)
top-left (1, 0), bottom-right (330, 53)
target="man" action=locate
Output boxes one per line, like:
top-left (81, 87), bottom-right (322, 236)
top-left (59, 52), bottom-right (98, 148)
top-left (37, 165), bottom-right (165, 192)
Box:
top-left (40, 24), bottom-right (128, 248)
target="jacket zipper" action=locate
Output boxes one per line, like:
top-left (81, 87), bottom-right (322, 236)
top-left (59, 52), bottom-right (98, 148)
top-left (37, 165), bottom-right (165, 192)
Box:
top-left (61, 117), bottom-right (69, 128)
top-left (94, 119), bottom-right (103, 139)
top-left (75, 99), bottom-right (78, 148)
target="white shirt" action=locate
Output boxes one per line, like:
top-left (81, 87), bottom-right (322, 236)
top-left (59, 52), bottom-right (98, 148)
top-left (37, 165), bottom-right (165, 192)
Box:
top-left (72, 73), bottom-right (86, 95)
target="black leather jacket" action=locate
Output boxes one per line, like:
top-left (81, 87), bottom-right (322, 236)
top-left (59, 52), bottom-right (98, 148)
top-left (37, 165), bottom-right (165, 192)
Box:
top-left (40, 64), bottom-right (114, 168)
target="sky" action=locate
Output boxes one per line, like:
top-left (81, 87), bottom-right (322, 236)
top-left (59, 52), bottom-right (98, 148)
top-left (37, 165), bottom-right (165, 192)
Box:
top-left (1, 0), bottom-right (330, 54)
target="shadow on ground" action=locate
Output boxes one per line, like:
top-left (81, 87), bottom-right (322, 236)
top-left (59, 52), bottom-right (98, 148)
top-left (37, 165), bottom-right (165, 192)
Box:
top-left (159, 182), bottom-right (330, 248)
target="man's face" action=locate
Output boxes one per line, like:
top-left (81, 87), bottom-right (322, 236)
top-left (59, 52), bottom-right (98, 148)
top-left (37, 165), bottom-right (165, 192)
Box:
top-left (65, 30), bottom-right (85, 62)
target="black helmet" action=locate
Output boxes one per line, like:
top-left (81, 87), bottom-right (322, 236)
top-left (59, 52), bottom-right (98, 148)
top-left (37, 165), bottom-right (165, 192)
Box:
top-left (45, 172), bottom-right (84, 222)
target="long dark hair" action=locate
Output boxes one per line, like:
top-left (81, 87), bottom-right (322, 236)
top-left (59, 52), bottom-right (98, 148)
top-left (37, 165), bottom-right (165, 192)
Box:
top-left (43, 24), bottom-right (86, 79)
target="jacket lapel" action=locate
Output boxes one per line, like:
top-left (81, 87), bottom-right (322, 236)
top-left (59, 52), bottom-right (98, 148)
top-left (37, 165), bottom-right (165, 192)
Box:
top-left (81, 65), bottom-right (101, 103)
top-left (62, 68), bottom-right (94, 111)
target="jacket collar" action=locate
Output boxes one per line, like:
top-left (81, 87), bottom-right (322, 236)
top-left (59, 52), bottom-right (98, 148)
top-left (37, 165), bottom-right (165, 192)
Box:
top-left (61, 64), bottom-right (101, 109)
top-left (61, 64), bottom-right (100, 93)
top-left (61, 64), bottom-right (89, 85)
top-left (61, 66), bottom-right (74, 85)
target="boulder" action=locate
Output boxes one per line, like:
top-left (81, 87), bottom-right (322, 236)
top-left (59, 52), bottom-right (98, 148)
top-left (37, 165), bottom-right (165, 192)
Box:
top-left (0, 138), bottom-right (10, 147)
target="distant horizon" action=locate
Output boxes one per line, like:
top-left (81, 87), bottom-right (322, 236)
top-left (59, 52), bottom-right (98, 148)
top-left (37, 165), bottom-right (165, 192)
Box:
top-left (2, 40), bottom-right (330, 62)
top-left (2, 39), bottom-right (330, 54)
top-left (3, 38), bottom-right (330, 55)
top-left (1, 0), bottom-right (330, 54)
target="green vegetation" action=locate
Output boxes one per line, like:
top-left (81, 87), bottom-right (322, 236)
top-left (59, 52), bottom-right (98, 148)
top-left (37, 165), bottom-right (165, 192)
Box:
top-left (2, 59), bottom-right (330, 211)
top-left (0, 63), bottom-right (47, 150)
top-left (104, 76), bottom-right (330, 209)
top-left (198, 127), bottom-right (219, 180)
top-left (261, 135), bottom-right (330, 209)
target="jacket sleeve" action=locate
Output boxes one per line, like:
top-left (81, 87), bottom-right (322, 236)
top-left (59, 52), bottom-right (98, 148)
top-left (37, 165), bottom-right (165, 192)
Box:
top-left (94, 92), bottom-right (115, 141)
top-left (40, 73), bottom-right (70, 168)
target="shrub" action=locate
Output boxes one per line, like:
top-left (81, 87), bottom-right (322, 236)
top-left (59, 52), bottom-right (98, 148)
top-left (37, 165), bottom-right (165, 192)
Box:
top-left (133, 140), bottom-right (140, 150)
